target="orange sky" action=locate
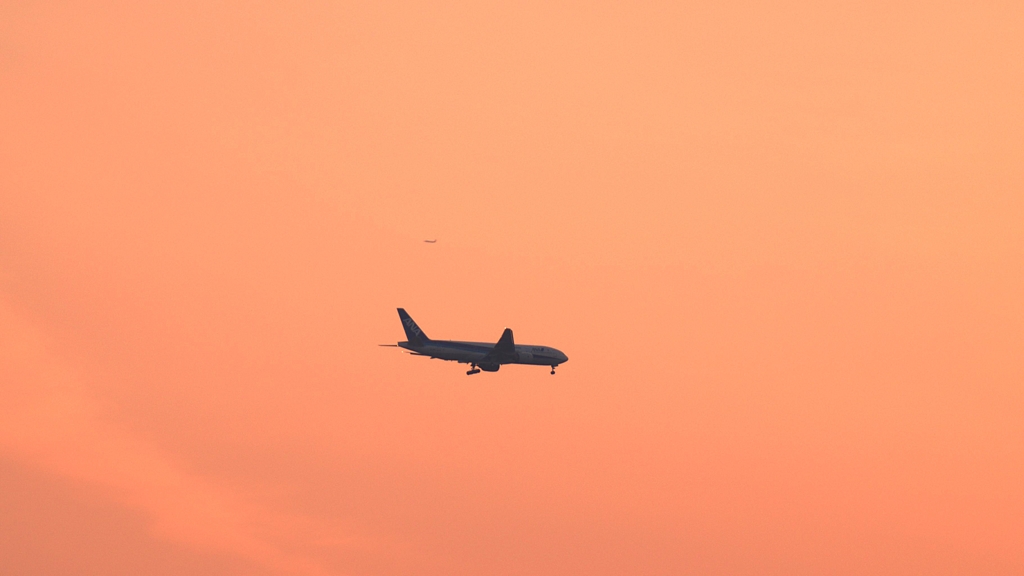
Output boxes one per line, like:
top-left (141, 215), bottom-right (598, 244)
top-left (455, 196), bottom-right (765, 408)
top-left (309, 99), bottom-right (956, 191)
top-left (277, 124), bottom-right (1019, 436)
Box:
top-left (2, 1), bottom-right (1022, 574)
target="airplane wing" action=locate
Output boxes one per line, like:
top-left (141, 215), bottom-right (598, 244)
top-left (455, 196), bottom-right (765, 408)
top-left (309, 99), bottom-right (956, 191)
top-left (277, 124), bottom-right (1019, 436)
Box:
top-left (480, 328), bottom-right (517, 364)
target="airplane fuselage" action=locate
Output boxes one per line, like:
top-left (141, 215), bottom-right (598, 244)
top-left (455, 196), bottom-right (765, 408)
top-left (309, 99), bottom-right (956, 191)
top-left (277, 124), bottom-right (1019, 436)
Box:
top-left (398, 340), bottom-right (568, 368)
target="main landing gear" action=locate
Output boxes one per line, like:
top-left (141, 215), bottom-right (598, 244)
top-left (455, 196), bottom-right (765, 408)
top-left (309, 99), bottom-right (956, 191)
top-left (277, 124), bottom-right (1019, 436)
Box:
top-left (467, 363), bottom-right (481, 376)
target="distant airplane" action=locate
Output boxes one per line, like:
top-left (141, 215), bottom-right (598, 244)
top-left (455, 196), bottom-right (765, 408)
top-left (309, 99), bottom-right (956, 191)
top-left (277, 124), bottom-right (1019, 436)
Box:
top-left (424, 239), bottom-right (437, 243)
top-left (381, 308), bottom-right (568, 375)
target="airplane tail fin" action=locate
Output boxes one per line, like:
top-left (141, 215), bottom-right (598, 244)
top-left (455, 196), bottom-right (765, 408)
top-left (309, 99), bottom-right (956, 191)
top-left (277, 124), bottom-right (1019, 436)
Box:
top-left (397, 308), bottom-right (430, 346)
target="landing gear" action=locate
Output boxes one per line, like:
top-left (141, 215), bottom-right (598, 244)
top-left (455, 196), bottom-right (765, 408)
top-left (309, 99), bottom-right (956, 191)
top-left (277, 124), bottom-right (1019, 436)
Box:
top-left (467, 363), bottom-right (480, 376)
top-left (550, 366), bottom-right (557, 375)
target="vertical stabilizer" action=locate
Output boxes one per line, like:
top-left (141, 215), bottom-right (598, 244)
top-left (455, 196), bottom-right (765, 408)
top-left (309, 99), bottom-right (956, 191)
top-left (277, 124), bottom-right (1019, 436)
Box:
top-left (397, 308), bottom-right (429, 346)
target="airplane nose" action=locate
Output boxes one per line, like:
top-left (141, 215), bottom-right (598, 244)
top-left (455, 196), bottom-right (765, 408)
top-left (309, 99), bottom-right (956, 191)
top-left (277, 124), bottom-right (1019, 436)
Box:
top-left (560, 352), bottom-right (569, 363)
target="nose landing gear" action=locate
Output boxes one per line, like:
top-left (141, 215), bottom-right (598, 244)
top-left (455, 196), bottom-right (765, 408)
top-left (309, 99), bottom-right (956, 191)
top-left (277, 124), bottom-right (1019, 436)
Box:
top-left (550, 366), bottom-right (557, 375)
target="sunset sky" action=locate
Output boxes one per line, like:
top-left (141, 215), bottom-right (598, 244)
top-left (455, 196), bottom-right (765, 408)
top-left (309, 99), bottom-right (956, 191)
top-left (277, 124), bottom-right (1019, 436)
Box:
top-left (2, 1), bottom-right (1022, 574)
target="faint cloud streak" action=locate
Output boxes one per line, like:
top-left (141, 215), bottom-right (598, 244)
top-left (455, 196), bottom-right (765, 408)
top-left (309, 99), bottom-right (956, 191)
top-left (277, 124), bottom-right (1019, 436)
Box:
top-left (0, 294), bottom-right (339, 576)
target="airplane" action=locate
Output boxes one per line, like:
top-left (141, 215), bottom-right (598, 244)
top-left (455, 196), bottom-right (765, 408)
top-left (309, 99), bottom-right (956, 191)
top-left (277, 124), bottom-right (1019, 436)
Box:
top-left (423, 239), bottom-right (437, 243)
top-left (381, 308), bottom-right (569, 375)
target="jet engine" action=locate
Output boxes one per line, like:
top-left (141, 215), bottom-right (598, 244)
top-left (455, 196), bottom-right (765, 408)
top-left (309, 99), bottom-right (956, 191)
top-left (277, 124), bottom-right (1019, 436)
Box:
top-left (478, 362), bottom-right (500, 372)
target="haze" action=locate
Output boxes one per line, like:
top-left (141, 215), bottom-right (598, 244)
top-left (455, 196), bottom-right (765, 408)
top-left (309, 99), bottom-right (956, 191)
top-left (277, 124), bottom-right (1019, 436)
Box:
top-left (2, 2), bottom-right (1022, 574)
